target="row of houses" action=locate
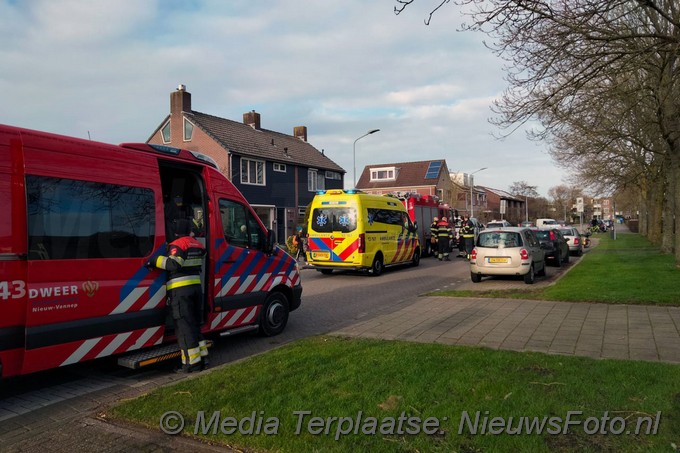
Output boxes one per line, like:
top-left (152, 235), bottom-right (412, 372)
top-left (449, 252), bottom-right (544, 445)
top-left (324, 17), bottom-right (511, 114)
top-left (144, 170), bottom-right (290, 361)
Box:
top-left (146, 85), bottom-right (526, 241)
top-left (355, 160), bottom-right (525, 224)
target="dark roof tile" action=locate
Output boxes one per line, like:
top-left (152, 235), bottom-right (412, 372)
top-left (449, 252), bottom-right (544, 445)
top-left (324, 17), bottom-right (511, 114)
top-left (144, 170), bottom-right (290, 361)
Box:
top-left (188, 111), bottom-right (344, 172)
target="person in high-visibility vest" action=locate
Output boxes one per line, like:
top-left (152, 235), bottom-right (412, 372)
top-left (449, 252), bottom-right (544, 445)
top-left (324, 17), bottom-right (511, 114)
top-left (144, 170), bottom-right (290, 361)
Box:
top-left (148, 218), bottom-right (208, 373)
top-left (460, 220), bottom-right (476, 260)
top-left (429, 216), bottom-right (439, 256)
top-left (434, 216), bottom-right (453, 261)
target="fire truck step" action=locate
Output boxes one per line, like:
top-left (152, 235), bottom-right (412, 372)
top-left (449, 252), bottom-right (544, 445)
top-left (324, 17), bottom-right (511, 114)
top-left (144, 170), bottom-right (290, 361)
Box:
top-left (117, 341), bottom-right (213, 369)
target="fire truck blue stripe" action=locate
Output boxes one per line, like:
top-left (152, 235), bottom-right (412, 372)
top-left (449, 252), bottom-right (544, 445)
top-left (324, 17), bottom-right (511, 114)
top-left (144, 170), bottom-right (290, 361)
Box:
top-left (239, 253), bottom-right (261, 284)
top-left (220, 248), bottom-right (251, 287)
top-left (269, 256), bottom-right (286, 278)
top-left (120, 246), bottom-right (166, 303)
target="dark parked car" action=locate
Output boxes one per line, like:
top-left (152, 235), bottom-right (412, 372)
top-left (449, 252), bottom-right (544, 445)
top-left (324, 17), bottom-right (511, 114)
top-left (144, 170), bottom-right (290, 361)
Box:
top-left (532, 228), bottom-right (569, 266)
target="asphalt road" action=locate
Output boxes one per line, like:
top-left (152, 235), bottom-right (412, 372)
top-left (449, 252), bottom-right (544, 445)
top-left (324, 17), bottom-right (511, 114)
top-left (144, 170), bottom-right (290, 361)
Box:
top-left (0, 255), bottom-right (471, 422)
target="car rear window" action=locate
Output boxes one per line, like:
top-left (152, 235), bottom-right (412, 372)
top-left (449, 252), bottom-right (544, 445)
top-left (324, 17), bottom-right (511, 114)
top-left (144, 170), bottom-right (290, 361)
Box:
top-left (535, 230), bottom-right (551, 240)
top-left (477, 232), bottom-right (523, 248)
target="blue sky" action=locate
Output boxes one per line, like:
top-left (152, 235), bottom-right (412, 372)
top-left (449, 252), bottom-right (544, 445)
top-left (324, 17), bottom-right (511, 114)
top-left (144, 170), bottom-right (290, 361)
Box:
top-left (0, 0), bottom-right (565, 196)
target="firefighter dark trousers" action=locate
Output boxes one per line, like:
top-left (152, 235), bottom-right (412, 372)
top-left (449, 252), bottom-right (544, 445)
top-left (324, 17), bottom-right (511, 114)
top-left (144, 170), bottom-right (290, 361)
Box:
top-left (168, 285), bottom-right (207, 368)
top-left (438, 237), bottom-right (451, 260)
top-left (464, 237), bottom-right (475, 258)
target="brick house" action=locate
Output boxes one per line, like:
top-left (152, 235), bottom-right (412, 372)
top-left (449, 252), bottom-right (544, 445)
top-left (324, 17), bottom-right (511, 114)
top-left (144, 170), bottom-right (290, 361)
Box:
top-left (479, 186), bottom-right (525, 225)
top-left (147, 85), bottom-right (345, 242)
top-left (355, 160), bottom-right (457, 207)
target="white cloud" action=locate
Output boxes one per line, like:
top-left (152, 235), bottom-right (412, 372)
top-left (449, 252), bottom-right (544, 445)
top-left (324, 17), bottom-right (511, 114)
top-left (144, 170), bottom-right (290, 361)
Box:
top-left (0, 0), bottom-right (566, 196)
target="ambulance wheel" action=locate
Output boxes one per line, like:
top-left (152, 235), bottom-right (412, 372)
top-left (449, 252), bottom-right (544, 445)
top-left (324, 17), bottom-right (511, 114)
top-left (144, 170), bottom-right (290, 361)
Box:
top-left (371, 255), bottom-right (384, 276)
top-left (411, 249), bottom-right (421, 267)
top-left (259, 292), bottom-right (289, 336)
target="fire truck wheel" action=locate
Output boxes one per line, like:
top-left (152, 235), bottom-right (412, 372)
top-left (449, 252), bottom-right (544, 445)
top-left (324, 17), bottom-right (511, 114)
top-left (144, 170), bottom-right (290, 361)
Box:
top-left (370, 254), bottom-right (384, 276)
top-left (259, 292), bottom-right (290, 336)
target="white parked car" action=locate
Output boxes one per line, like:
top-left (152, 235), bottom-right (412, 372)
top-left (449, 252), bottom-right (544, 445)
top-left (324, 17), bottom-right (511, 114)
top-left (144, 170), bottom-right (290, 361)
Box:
top-left (559, 226), bottom-right (584, 256)
top-left (470, 227), bottom-right (546, 284)
top-left (486, 220), bottom-right (513, 228)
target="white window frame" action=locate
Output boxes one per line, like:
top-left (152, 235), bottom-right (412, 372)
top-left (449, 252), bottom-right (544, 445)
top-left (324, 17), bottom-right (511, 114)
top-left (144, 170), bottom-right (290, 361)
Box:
top-left (308, 168), bottom-right (325, 191)
top-left (273, 162), bottom-right (287, 173)
top-left (161, 121), bottom-right (171, 144)
top-left (241, 158), bottom-right (266, 186)
top-left (369, 166), bottom-right (396, 181)
top-left (183, 118), bottom-right (194, 141)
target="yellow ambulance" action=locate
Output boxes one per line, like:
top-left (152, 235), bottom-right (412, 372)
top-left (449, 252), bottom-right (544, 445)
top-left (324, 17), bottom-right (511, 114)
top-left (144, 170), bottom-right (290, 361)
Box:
top-left (306, 190), bottom-right (421, 275)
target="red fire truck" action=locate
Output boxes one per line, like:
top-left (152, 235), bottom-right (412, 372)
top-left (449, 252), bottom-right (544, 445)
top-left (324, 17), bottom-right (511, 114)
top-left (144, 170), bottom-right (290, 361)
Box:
top-left (397, 193), bottom-right (438, 256)
top-left (0, 124), bottom-right (302, 378)
top-left (398, 193), bottom-right (460, 256)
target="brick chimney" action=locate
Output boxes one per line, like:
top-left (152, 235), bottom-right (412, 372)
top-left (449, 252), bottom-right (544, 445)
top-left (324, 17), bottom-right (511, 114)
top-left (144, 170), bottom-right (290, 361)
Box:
top-left (171, 84), bottom-right (191, 115)
top-left (243, 110), bottom-right (261, 130)
top-left (293, 126), bottom-right (307, 142)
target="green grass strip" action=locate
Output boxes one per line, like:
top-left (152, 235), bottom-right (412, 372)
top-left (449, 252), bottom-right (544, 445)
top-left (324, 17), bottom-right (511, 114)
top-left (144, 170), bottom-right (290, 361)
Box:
top-left (110, 336), bottom-right (680, 452)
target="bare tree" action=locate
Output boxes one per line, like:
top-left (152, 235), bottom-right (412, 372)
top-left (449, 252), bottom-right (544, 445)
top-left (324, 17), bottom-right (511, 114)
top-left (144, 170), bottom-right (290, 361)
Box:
top-left (395, 0), bottom-right (680, 265)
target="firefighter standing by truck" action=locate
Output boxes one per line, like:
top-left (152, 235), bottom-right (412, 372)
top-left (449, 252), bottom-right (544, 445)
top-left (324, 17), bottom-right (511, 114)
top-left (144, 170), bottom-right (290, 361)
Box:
top-left (429, 216), bottom-right (439, 257)
top-left (434, 216), bottom-right (453, 261)
top-left (460, 220), bottom-right (476, 260)
top-left (148, 219), bottom-right (208, 373)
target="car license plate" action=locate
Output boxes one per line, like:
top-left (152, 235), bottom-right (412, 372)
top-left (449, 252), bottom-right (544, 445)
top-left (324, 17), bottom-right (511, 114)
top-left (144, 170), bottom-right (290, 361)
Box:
top-left (313, 251), bottom-right (330, 260)
top-left (488, 257), bottom-right (509, 264)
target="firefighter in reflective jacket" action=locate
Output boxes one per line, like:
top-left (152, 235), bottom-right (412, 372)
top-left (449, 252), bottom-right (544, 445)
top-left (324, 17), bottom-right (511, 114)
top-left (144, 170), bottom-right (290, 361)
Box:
top-left (148, 219), bottom-right (208, 373)
top-left (460, 220), bottom-right (475, 260)
top-left (433, 216), bottom-right (453, 261)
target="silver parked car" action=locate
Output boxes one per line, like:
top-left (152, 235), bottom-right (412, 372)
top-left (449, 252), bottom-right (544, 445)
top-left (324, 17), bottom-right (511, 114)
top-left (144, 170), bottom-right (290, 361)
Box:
top-left (559, 227), bottom-right (584, 256)
top-left (470, 227), bottom-right (546, 284)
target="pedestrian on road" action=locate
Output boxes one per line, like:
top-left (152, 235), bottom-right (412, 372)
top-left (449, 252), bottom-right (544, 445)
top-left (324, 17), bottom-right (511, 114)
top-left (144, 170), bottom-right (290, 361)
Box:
top-left (147, 219), bottom-right (208, 373)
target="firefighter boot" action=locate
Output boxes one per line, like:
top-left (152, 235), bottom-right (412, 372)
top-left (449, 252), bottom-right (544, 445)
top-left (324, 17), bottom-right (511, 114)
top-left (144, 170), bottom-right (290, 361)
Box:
top-left (199, 340), bottom-right (209, 370)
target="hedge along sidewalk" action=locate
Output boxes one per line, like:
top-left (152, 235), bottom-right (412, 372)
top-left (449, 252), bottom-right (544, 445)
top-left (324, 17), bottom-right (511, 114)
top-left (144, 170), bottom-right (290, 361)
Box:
top-left (436, 232), bottom-right (680, 306)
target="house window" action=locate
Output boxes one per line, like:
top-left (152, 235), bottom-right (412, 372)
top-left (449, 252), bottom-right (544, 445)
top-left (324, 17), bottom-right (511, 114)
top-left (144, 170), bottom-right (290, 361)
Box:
top-left (273, 163), bottom-right (287, 172)
top-left (161, 121), bottom-right (171, 143)
top-left (241, 158), bottom-right (265, 185)
top-left (325, 171), bottom-right (342, 180)
top-left (183, 118), bottom-right (194, 141)
top-left (370, 167), bottom-right (396, 181)
top-left (308, 169), bottom-right (325, 191)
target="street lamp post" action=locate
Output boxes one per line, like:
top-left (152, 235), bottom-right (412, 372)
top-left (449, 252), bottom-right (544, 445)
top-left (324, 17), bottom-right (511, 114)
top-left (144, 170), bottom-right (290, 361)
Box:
top-left (353, 129), bottom-right (380, 188)
top-left (469, 167), bottom-right (487, 218)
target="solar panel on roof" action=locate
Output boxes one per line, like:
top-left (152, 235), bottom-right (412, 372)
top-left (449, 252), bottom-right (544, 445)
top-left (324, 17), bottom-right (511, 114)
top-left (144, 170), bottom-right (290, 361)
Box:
top-left (424, 161), bottom-right (442, 179)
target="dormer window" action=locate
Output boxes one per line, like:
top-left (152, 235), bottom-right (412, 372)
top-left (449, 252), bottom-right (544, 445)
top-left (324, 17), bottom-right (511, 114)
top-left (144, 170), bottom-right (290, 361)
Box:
top-left (370, 167), bottom-right (396, 181)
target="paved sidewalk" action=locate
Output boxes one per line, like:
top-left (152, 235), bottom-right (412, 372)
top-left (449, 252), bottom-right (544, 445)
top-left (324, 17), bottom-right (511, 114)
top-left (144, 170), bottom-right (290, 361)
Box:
top-left (335, 297), bottom-right (680, 363)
